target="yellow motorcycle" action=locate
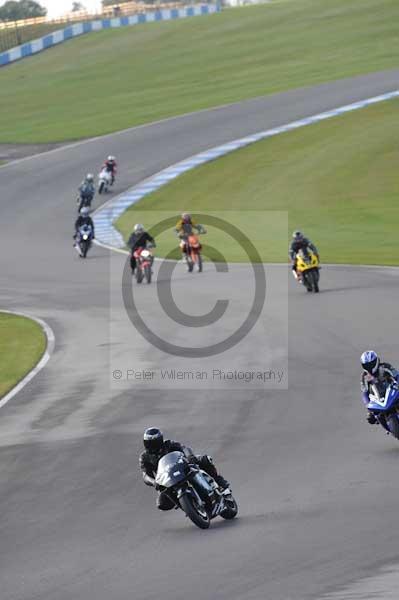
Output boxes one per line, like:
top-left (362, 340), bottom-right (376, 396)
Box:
top-left (294, 248), bottom-right (320, 293)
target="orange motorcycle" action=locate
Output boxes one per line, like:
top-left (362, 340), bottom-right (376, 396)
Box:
top-left (179, 225), bottom-right (206, 273)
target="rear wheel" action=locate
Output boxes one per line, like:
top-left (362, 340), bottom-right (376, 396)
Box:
top-left (180, 493), bottom-right (210, 529)
top-left (220, 495), bottom-right (238, 520)
top-left (387, 415), bottom-right (399, 439)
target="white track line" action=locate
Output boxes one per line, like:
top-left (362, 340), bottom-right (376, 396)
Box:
top-left (92, 89), bottom-right (399, 251)
top-left (0, 311), bottom-right (55, 409)
top-left (2, 89), bottom-right (397, 407)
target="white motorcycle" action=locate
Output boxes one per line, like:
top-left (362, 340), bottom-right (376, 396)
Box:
top-left (98, 168), bottom-right (113, 194)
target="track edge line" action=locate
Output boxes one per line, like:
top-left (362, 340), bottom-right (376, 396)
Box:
top-left (0, 310), bottom-right (55, 409)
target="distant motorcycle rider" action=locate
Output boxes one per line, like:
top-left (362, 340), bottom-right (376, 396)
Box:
top-left (77, 173), bottom-right (95, 211)
top-left (74, 206), bottom-right (95, 240)
top-left (128, 224), bottom-right (155, 274)
top-left (140, 427), bottom-right (230, 511)
top-left (175, 213), bottom-right (204, 256)
top-left (102, 155), bottom-right (117, 184)
top-left (360, 350), bottom-right (399, 424)
top-left (289, 230), bottom-right (319, 279)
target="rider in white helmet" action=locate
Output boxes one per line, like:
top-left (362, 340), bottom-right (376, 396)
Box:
top-left (77, 173), bottom-right (95, 211)
top-left (102, 155), bottom-right (117, 184)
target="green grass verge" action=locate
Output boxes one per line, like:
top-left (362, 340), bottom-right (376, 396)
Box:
top-left (116, 98), bottom-right (399, 265)
top-left (0, 313), bottom-right (46, 398)
top-left (0, 0), bottom-right (398, 143)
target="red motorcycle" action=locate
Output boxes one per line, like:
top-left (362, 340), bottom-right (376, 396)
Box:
top-left (133, 246), bottom-right (154, 284)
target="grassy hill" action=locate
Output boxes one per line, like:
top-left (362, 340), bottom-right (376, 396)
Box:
top-left (0, 0), bottom-right (398, 143)
top-left (116, 98), bottom-right (399, 265)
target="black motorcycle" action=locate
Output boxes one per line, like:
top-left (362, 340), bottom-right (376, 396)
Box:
top-left (77, 193), bottom-right (94, 212)
top-left (75, 224), bottom-right (93, 258)
top-left (155, 451), bottom-right (238, 529)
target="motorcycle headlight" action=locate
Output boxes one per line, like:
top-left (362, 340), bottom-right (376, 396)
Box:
top-left (83, 234), bottom-right (88, 240)
top-left (156, 473), bottom-right (172, 487)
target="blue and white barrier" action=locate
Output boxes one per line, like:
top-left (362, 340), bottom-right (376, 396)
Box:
top-left (0, 4), bottom-right (220, 67)
top-left (93, 89), bottom-right (399, 249)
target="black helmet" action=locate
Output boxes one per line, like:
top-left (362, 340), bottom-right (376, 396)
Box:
top-left (143, 427), bottom-right (164, 452)
top-left (293, 230), bottom-right (304, 240)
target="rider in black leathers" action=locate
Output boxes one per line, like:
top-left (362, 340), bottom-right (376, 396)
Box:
top-left (289, 230), bottom-right (319, 278)
top-left (74, 207), bottom-right (95, 238)
top-left (139, 428), bottom-right (230, 510)
top-left (127, 224), bottom-right (155, 274)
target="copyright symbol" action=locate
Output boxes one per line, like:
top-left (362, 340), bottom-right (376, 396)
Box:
top-left (113, 370), bottom-right (123, 380)
top-left (121, 214), bottom-right (266, 358)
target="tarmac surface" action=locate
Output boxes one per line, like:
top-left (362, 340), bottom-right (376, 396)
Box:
top-left (1, 70), bottom-right (399, 600)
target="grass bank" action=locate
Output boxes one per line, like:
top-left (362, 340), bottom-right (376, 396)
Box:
top-left (0, 0), bottom-right (398, 143)
top-left (0, 312), bottom-right (46, 398)
top-left (116, 98), bottom-right (399, 265)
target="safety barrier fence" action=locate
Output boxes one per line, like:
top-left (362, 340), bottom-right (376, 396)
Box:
top-left (0, 3), bottom-right (220, 66)
top-left (0, 3), bottom-right (185, 52)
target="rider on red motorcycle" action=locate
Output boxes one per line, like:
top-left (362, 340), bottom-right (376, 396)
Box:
top-left (128, 224), bottom-right (155, 274)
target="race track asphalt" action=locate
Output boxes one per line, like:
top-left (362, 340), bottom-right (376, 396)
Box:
top-left (1, 69), bottom-right (399, 600)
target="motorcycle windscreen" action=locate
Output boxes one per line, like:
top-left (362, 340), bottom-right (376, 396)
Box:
top-left (367, 386), bottom-right (399, 411)
top-left (155, 451), bottom-right (189, 488)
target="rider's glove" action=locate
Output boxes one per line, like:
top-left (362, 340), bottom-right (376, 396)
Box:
top-left (367, 411), bottom-right (377, 425)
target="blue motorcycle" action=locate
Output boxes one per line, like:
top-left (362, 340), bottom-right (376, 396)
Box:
top-left (367, 380), bottom-right (399, 439)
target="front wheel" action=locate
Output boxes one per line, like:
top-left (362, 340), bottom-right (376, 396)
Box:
top-left (144, 264), bottom-right (151, 284)
top-left (180, 493), bottom-right (210, 529)
top-left (313, 269), bottom-right (320, 293)
top-left (136, 266), bottom-right (143, 284)
top-left (302, 272), bottom-right (312, 292)
top-left (98, 181), bottom-right (105, 194)
top-left (186, 257), bottom-right (194, 273)
top-left (220, 494), bottom-right (238, 520)
top-left (197, 253), bottom-right (203, 273)
top-left (309, 270), bottom-right (319, 293)
top-left (80, 241), bottom-right (89, 258)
